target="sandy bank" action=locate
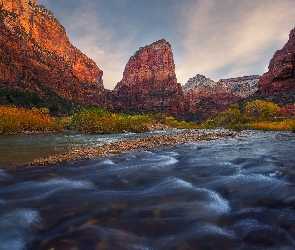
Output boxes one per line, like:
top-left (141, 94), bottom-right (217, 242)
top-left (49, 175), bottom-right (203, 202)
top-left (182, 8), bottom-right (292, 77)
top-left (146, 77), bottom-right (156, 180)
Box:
top-left (27, 130), bottom-right (237, 166)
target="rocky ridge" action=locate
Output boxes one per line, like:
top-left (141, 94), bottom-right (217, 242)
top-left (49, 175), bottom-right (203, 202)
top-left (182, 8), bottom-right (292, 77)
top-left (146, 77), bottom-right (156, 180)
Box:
top-left (258, 27), bottom-right (295, 95)
top-left (108, 39), bottom-right (185, 117)
top-left (0, 0), bottom-right (105, 105)
top-left (183, 74), bottom-right (260, 119)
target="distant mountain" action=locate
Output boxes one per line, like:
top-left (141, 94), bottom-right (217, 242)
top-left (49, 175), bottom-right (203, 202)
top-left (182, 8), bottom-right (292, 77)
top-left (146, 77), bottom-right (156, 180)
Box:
top-left (0, 0), bottom-right (105, 106)
top-left (2, 0), bottom-right (294, 120)
top-left (183, 74), bottom-right (260, 121)
top-left (107, 39), bottom-right (185, 117)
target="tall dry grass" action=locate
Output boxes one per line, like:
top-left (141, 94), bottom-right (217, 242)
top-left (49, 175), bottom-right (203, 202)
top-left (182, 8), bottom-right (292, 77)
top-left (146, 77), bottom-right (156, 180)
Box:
top-left (0, 106), bottom-right (61, 134)
top-left (248, 120), bottom-right (295, 132)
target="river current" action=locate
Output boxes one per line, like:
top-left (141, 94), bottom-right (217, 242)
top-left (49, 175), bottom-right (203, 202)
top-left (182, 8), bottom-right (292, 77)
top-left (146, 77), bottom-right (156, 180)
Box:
top-left (1, 130), bottom-right (295, 249)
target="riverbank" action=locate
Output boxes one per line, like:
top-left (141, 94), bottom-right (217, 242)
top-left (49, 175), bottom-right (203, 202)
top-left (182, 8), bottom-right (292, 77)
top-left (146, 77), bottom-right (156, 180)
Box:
top-left (27, 130), bottom-right (237, 166)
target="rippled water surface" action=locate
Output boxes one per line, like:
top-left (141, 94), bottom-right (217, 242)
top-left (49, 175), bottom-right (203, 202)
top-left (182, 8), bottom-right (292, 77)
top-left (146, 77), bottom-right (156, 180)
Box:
top-left (1, 130), bottom-right (295, 250)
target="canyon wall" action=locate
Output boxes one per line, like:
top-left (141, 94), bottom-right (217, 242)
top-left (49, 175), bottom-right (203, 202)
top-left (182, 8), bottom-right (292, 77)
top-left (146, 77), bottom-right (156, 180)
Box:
top-left (258, 27), bottom-right (295, 94)
top-left (0, 0), bottom-right (105, 105)
top-left (183, 74), bottom-right (260, 120)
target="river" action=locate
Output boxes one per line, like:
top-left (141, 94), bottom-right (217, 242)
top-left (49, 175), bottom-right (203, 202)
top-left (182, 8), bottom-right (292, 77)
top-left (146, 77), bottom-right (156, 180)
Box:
top-left (0, 130), bottom-right (295, 249)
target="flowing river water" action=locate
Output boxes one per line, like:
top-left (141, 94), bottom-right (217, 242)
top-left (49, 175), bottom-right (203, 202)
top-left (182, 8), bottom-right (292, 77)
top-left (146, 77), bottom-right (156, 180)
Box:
top-left (1, 130), bottom-right (295, 249)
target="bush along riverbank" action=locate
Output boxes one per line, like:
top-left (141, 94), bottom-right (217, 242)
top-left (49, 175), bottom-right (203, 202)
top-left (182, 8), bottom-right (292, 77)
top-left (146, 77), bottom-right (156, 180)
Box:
top-left (0, 106), bottom-right (61, 134)
top-left (1, 101), bottom-right (295, 135)
top-left (0, 106), bottom-right (197, 134)
top-left (202, 100), bottom-right (295, 132)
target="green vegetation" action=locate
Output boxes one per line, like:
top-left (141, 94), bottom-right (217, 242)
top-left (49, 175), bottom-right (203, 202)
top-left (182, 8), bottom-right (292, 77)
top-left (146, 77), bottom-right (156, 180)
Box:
top-left (0, 105), bottom-right (197, 134)
top-left (0, 106), bottom-right (61, 134)
top-left (65, 108), bottom-right (152, 134)
top-left (0, 86), bottom-right (80, 115)
top-left (244, 100), bottom-right (281, 122)
top-left (203, 100), bottom-right (295, 132)
top-left (64, 108), bottom-right (197, 134)
top-left (2, 99), bottom-right (294, 134)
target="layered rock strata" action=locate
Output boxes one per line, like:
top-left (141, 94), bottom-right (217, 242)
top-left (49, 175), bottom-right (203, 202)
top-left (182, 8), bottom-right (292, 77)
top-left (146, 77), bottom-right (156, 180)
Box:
top-left (108, 39), bottom-right (185, 117)
top-left (183, 74), bottom-right (260, 120)
top-left (0, 0), bottom-right (105, 105)
top-left (258, 27), bottom-right (295, 94)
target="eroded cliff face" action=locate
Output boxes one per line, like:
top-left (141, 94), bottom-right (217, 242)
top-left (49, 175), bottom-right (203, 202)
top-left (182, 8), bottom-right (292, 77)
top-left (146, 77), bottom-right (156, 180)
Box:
top-left (0, 0), bottom-right (105, 105)
top-left (258, 27), bottom-right (295, 94)
top-left (183, 74), bottom-right (260, 120)
top-left (109, 39), bottom-right (185, 117)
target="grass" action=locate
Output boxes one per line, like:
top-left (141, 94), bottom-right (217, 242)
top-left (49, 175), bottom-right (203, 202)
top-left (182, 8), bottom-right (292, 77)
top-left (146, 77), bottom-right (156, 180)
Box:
top-left (2, 104), bottom-right (295, 135)
top-left (0, 106), bottom-right (61, 134)
top-left (247, 120), bottom-right (295, 132)
top-left (201, 119), bottom-right (295, 132)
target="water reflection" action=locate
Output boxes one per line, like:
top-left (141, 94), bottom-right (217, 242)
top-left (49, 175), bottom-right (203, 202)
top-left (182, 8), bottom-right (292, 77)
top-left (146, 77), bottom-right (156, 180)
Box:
top-left (0, 131), bottom-right (171, 168)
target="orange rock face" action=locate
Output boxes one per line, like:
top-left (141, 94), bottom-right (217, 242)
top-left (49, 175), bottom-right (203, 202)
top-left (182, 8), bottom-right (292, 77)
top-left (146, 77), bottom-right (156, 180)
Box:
top-left (0, 0), bottom-right (105, 105)
top-left (108, 39), bottom-right (185, 117)
top-left (258, 27), bottom-right (295, 94)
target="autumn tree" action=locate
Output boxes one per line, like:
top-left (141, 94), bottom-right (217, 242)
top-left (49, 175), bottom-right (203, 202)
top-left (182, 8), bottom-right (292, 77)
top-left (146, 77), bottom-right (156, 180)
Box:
top-left (244, 100), bottom-right (281, 122)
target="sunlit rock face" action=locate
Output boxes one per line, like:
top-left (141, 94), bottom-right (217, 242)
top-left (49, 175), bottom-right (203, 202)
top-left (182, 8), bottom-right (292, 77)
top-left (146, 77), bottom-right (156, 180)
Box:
top-left (108, 39), bottom-right (185, 117)
top-left (183, 74), bottom-right (260, 120)
top-left (258, 27), bottom-right (295, 94)
top-left (0, 0), bottom-right (105, 105)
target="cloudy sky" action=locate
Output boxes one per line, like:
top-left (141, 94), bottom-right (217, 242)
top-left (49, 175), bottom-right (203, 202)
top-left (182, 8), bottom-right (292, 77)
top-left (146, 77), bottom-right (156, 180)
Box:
top-left (38, 0), bottom-right (295, 89)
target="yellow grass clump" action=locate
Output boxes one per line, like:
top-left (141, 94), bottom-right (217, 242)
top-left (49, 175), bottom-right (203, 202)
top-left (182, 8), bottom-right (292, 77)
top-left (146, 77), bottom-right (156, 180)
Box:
top-left (249, 120), bottom-right (295, 132)
top-left (0, 106), bottom-right (61, 134)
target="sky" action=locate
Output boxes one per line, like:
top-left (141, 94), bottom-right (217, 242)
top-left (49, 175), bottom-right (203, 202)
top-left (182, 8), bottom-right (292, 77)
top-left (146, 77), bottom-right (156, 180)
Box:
top-left (38, 0), bottom-right (295, 90)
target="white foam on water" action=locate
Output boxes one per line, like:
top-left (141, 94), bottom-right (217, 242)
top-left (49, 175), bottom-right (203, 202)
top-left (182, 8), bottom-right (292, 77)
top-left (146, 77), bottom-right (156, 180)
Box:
top-left (156, 222), bottom-right (235, 249)
top-left (141, 177), bottom-right (194, 196)
top-left (205, 189), bottom-right (231, 214)
top-left (192, 222), bottom-right (235, 238)
top-left (0, 199), bottom-right (6, 205)
top-left (0, 208), bottom-right (40, 250)
top-left (0, 169), bottom-right (13, 181)
top-left (38, 178), bottom-right (96, 190)
top-left (173, 178), bottom-right (194, 189)
top-left (159, 156), bottom-right (178, 167)
top-left (3, 178), bottom-right (97, 204)
top-left (100, 159), bottom-right (115, 165)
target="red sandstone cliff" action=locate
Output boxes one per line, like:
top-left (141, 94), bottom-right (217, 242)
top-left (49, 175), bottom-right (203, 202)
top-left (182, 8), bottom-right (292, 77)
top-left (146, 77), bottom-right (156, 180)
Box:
top-left (108, 39), bottom-right (185, 117)
top-left (0, 0), bottom-right (105, 105)
top-left (258, 27), bottom-right (295, 94)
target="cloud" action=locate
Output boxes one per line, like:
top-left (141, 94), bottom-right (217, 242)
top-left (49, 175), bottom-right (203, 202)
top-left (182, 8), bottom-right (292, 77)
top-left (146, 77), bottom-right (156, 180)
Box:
top-left (38, 0), bottom-right (137, 89)
top-left (176, 0), bottom-right (295, 83)
top-left (58, 1), bottom-right (138, 89)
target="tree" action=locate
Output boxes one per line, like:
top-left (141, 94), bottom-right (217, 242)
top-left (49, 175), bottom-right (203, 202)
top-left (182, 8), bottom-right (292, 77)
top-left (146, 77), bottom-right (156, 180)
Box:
top-left (245, 100), bottom-right (280, 122)
top-left (212, 104), bottom-right (244, 126)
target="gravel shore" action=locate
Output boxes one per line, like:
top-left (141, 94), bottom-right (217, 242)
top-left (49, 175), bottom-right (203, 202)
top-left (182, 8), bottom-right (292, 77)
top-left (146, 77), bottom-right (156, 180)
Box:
top-left (27, 130), bottom-right (237, 166)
